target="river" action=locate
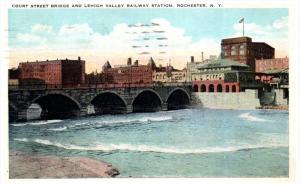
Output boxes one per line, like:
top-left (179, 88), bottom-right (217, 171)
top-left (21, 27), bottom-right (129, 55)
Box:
top-left (9, 108), bottom-right (289, 177)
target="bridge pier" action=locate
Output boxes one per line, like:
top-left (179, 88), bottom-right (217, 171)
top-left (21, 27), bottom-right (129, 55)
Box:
top-left (80, 106), bottom-right (89, 117)
top-left (126, 105), bottom-right (133, 113)
top-left (17, 109), bottom-right (28, 121)
top-left (162, 103), bottom-right (168, 111)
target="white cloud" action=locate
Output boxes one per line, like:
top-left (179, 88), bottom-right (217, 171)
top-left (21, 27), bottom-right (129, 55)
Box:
top-left (16, 33), bottom-right (44, 43)
top-left (233, 22), bottom-right (271, 36)
top-left (31, 24), bottom-right (53, 33)
top-left (272, 16), bottom-right (288, 30)
top-left (12, 18), bottom-right (223, 71)
top-left (58, 23), bottom-right (93, 36)
top-left (233, 16), bottom-right (288, 37)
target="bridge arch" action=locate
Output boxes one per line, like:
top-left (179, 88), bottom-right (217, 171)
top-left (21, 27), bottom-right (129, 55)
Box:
top-left (9, 102), bottom-right (18, 122)
top-left (132, 89), bottom-right (163, 112)
top-left (31, 93), bottom-right (81, 120)
top-left (166, 88), bottom-right (190, 110)
top-left (90, 91), bottom-right (127, 115)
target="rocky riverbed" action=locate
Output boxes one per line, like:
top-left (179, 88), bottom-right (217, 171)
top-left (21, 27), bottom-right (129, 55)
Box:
top-left (9, 150), bottom-right (119, 178)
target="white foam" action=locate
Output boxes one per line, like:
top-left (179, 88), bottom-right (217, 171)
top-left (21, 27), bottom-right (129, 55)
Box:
top-left (15, 138), bottom-right (287, 154)
top-left (239, 113), bottom-right (270, 122)
top-left (94, 116), bottom-right (173, 126)
top-left (10, 120), bottom-right (63, 127)
top-left (10, 123), bottom-right (27, 127)
top-left (30, 120), bottom-right (63, 125)
top-left (14, 138), bottom-right (29, 142)
top-left (48, 126), bottom-right (67, 131)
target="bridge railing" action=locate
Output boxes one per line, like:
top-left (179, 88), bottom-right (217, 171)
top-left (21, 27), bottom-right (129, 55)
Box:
top-left (8, 82), bottom-right (192, 90)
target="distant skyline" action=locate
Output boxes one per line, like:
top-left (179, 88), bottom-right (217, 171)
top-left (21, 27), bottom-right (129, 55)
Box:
top-left (8, 8), bottom-right (288, 72)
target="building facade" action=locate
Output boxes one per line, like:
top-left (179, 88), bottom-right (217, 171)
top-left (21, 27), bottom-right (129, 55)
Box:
top-left (192, 59), bottom-right (259, 93)
top-left (18, 57), bottom-right (85, 87)
top-left (153, 65), bottom-right (187, 83)
top-left (85, 72), bottom-right (114, 84)
top-left (221, 36), bottom-right (274, 71)
top-left (254, 57), bottom-right (289, 84)
top-left (102, 58), bottom-right (155, 85)
top-left (255, 57), bottom-right (289, 73)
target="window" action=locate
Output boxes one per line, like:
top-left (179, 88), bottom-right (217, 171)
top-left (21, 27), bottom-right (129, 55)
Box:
top-left (240, 45), bottom-right (245, 55)
top-left (226, 85), bottom-right (230, 92)
top-left (231, 46), bottom-right (237, 55)
top-left (217, 84), bottom-right (222, 92)
top-left (201, 84), bottom-right (206, 92)
top-left (232, 85), bottom-right (236, 92)
top-left (209, 84), bottom-right (214, 92)
top-left (193, 85), bottom-right (199, 92)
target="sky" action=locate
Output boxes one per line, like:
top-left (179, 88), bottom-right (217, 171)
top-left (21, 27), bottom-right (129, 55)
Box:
top-left (8, 8), bottom-right (288, 72)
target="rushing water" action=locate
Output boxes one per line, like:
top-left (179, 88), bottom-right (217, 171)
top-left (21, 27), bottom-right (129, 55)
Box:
top-left (9, 108), bottom-right (289, 177)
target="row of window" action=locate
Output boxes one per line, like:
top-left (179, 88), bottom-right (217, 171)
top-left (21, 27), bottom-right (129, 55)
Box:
top-left (193, 84), bottom-right (237, 92)
top-left (223, 44), bottom-right (247, 56)
top-left (200, 67), bottom-right (230, 72)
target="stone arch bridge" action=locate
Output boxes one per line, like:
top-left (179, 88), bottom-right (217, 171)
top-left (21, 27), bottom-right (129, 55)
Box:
top-left (9, 85), bottom-right (192, 121)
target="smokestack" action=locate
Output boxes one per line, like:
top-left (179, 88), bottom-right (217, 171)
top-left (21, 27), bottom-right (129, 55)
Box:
top-left (127, 57), bottom-right (132, 66)
top-left (134, 60), bottom-right (138, 66)
top-left (191, 56), bottom-right (194, 63)
top-left (201, 52), bottom-right (204, 62)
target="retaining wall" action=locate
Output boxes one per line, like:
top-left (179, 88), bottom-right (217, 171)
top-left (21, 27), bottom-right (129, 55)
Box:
top-left (191, 89), bottom-right (261, 109)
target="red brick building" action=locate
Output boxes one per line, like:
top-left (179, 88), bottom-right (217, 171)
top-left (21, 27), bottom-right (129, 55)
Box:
top-left (255, 57), bottom-right (289, 84)
top-left (255, 57), bottom-right (289, 73)
top-left (19, 57), bottom-right (85, 86)
top-left (221, 36), bottom-right (274, 71)
top-left (102, 57), bottom-right (155, 85)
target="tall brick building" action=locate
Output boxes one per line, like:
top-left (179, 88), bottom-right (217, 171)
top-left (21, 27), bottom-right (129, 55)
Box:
top-left (19, 57), bottom-right (85, 86)
top-left (221, 36), bottom-right (274, 71)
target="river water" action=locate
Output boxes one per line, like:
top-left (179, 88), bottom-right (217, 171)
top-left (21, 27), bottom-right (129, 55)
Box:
top-left (9, 108), bottom-right (289, 177)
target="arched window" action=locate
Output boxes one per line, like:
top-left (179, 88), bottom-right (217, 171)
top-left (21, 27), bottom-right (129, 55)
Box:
top-left (192, 85), bottom-right (199, 92)
top-left (217, 84), bottom-right (222, 92)
top-left (200, 84), bottom-right (206, 92)
top-left (232, 85), bottom-right (236, 92)
top-left (208, 84), bottom-right (214, 92)
top-left (226, 85), bottom-right (230, 92)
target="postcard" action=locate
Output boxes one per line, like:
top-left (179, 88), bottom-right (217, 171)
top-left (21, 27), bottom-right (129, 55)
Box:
top-left (0, 0), bottom-right (299, 189)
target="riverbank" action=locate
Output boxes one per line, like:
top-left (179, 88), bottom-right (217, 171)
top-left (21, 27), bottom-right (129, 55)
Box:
top-left (9, 150), bottom-right (119, 178)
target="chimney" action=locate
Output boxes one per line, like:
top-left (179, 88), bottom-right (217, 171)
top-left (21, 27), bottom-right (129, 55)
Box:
top-left (127, 57), bottom-right (132, 66)
top-left (78, 56), bottom-right (81, 61)
top-left (201, 52), bottom-right (204, 62)
top-left (134, 60), bottom-right (138, 66)
top-left (191, 56), bottom-right (194, 63)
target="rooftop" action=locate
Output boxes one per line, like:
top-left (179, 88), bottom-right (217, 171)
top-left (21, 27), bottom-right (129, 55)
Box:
top-left (198, 59), bottom-right (249, 69)
top-left (262, 68), bottom-right (289, 74)
top-left (221, 36), bottom-right (252, 44)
